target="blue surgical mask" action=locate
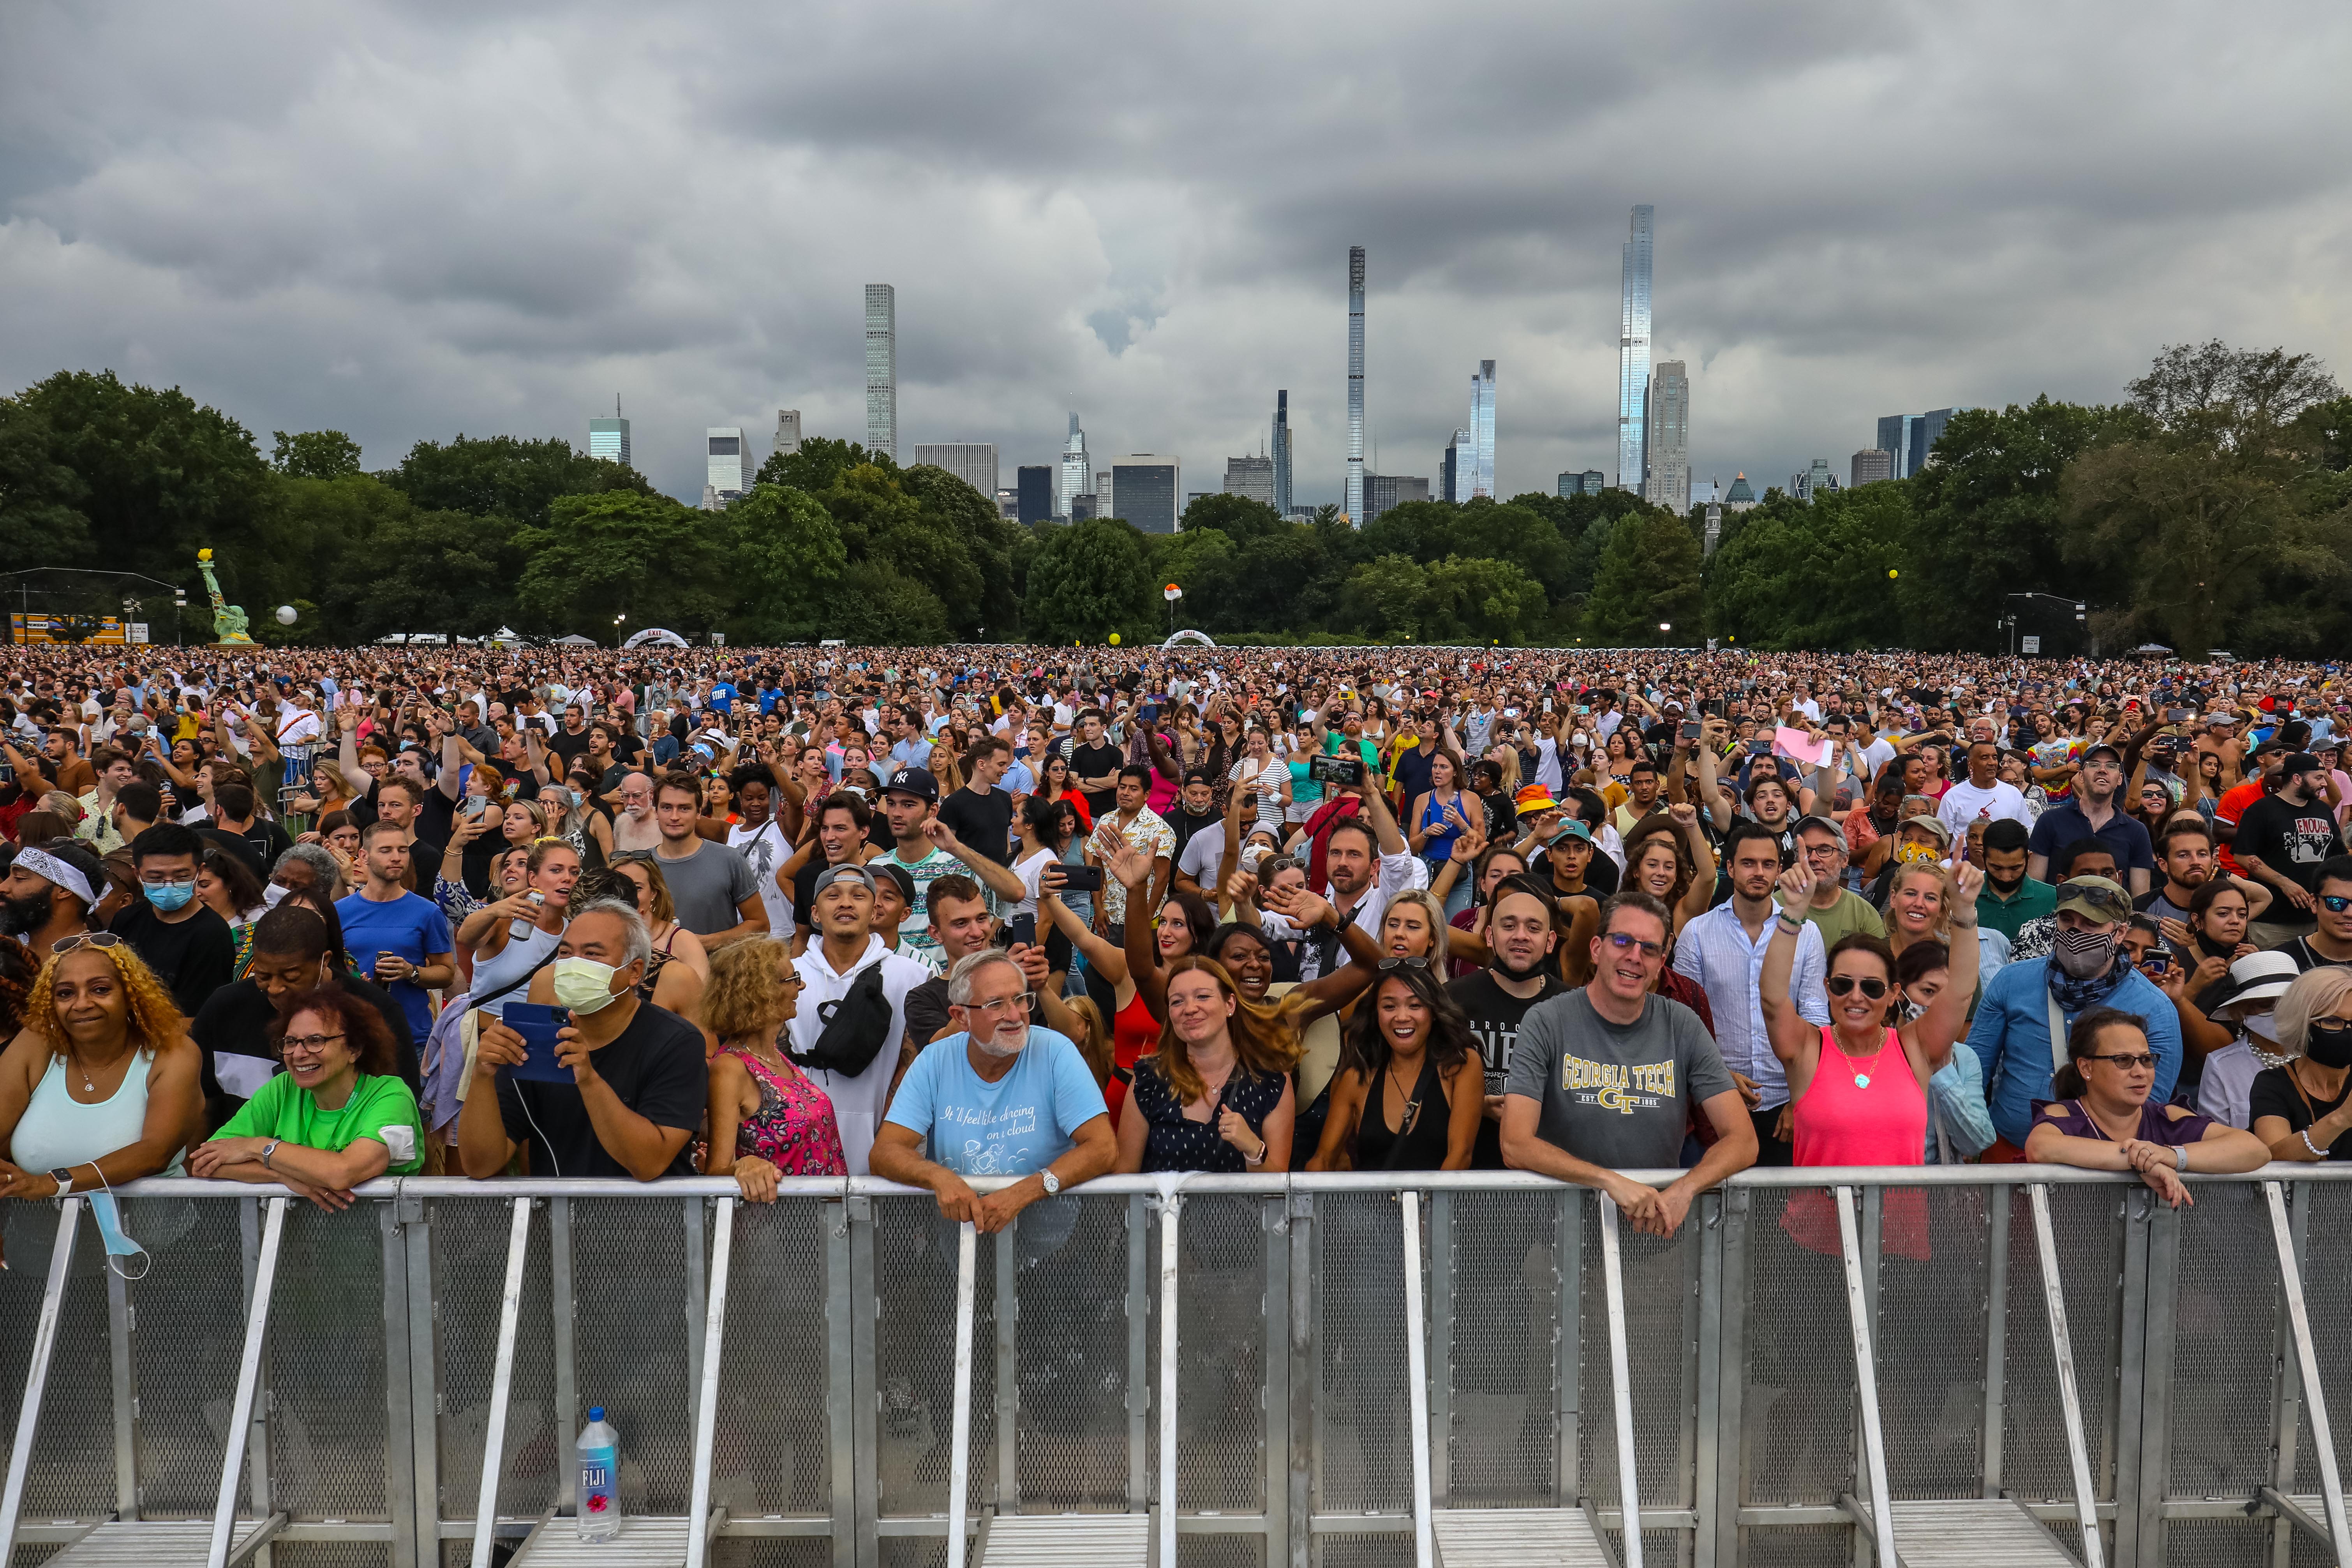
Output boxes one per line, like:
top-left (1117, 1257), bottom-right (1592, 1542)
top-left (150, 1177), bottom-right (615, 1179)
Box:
top-left (89, 1192), bottom-right (151, 1280)
top-left (143, 880), bottom-right (197, 912)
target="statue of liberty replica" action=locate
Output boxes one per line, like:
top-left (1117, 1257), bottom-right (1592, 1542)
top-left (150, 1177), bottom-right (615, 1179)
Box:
top-left (197, 549), bottom-right (256, 645)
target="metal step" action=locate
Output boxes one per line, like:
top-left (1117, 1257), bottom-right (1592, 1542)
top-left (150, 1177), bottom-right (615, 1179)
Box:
top-left (979, 1511), bottom-right (1151, 1565)
top-left (508, 1513), bottom-right (697, 1565)
top-left (1884, 1498), bottom-right (2084, 1567)
top-left (44, 1516), bottom-right (284, 1567)
top-left (1433, 1506), bottom-right (1621, 1567)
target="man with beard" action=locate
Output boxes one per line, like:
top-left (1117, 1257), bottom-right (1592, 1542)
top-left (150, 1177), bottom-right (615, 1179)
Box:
top-left (1963, 875), bottom-right (2182, 1157)
top-left (1447, 877), bottom-right (1566, 1170)
top-left (2233, 752), bottom-right (2348, 950)
top-left (1286, 780), bottom-right (1417, 984)
top-left (0, 839), bottom-right (102, 958)
top-left (2137, 818), bottom-right (2268, 949)
top-left (1975, 818), bottom-right (2057, 943)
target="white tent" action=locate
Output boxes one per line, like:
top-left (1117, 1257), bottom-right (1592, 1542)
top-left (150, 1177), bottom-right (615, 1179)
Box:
top-left (622, 627), bottom-right (691, 649)
top-left (548, 633), bottom-right (600, 646)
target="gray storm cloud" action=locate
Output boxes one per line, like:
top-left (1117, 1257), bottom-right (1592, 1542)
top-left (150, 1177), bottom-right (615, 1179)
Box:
top-left (3, 0), bottom-right (2348, 506)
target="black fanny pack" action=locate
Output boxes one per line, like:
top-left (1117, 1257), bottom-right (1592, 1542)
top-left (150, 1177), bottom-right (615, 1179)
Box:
top-left (793, 963), bottom-right (894, 1078)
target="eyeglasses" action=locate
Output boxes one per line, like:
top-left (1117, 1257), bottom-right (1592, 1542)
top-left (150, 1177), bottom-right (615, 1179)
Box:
top-left (51, 932), bottom-right (125, 956)
top-left (2086, 1051), bottom-right (2157, 1071)
top-left (2323, 896), bottom-right (2352, 914)
top-left (1825, 975), bottom-right (1890, 999)
top-left (964, 993), bottom-right (1032, 1016)
top-left (1378, 955), bottom-right (1430, 971)
top-left (1603, 931), bottom-right (1667, 960)
top-left (138, 872), bottom-right (198, 885)
top-left (777, 971), bottom-right (806, 989)
top-left (281, 1032), bottom-right (347, 1055)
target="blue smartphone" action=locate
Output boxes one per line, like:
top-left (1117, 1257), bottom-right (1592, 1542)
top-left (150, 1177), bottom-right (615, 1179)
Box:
top-left (501, 1003), bottom-right (575, 1083)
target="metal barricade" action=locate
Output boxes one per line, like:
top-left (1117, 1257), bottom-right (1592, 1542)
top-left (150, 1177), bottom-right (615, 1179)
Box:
top-left (6, 1168), bottom-right (2352, 1568)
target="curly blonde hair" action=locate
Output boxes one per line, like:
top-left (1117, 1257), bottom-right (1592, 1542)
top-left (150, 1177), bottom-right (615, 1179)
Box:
top-left (26, 940), bottom-right (187, 1060)
top-left (703, 938), bottom-right (796, 1041)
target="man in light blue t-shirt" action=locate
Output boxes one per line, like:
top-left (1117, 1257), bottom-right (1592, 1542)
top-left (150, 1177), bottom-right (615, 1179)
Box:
top-left (870, 951), bottom-right (1114, 1234)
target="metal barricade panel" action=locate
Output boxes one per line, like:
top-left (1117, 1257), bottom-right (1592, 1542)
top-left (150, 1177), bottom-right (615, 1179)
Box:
top-left (872, 1196), bottom-right (997, 1519)
top-left (2159, 1181), bottom-right (2280, 1565)
top-left (1311, 1533), bottom-right (1415, 1567)
top-left (267, 1201), bottom-right (392, 1521)
top-left (124, 1193), bottom-right (250, 1517)
top-left (0, 1206), bottom-right (115, 1525)
top-left (1737, 1187), bottom-right (1855, 1510)
top-left (1017, 1191), bottom-right (1135, 1512)
top-left (1143, 1192), bottom-right (1267, 1516)
top-left (1313, 1190), bottom-right (1412, 1518)
top-left (2294, 1182), bottom-right (2352, 1497)
top-left (1439, 1187), bottom-right (1562, 1509)
top-left (710, 1541), bottom-right (835, 1568)
top-left (1580, 1192), bottom-right (1698, 1525)
top-left (568, 1196), bottom-right (696, 1515)
top-left (427, 1195), bottom-right (557, 1539)
top-left (267, 1545), bottom-right (389, 1567)
top-left (2160, 1516), bottom-right (2271, 1568)
top-left (712, 1196), bottom-right (834, 1519)
top-left (1999, 1180), bottom-right (2125, 1557)
top-left (1737, 1522), bottom-right (1852, 1565)
top-left (1872, 1182), bottom-right (1992, 1499)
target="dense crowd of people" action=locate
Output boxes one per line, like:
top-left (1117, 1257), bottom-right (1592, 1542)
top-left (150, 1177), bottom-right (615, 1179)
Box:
top-left (6, 638), bottom-right (2342, 1253)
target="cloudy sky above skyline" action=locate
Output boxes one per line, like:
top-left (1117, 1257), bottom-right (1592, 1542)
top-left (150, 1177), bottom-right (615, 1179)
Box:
top-left (5, 0), bottom-right (2350, 511)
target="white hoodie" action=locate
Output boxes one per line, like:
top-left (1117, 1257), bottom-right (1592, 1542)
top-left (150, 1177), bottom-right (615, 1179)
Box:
top-left (790, 931), bottom-right (931, 1175)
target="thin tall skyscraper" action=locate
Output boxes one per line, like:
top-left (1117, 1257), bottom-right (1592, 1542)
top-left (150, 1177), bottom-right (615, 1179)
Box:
top-left (1618, 205), bottom-right (1654, 491)
top-left (1346, 246), bottom-right (1365, 523)
top-left (774, 410), bottom-right (802, 459)
top-left (1271, 390), bottom-right (1293, 515)
top-left (1644, 360), bottom-right (1690, 511)
top-left (1058, 413), bottom-right (1089, 519)
top-left (588, 395), bottom-right (630, 468)
top-left (1469, 360), bottom-right (1497, 497)
top-left (864, 284), bottom-right (897, 460)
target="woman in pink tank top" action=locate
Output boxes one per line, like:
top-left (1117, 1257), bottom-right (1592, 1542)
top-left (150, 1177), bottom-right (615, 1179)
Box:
top-left (1760, 858), bottom-right (1987, 1256)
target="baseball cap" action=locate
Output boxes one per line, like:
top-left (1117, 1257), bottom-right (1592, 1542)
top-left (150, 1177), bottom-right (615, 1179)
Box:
top-left (2283, 752), bottom-right (2323, 775)
top-left (1549, 819), bottom-right (1594, 845)
top-left (1794, 815), bottom-right (1848, 850)
top-left (2052, 876), bottom-right (2133, 925)
top-left (1899, 813), bottom-right (1951, 847)
top-left (881, 766), bottom-right (938, 803)
top-left (2080, 743), bottom-right (2125, 767)
top-left (811, 863), bottom-right (877, 897)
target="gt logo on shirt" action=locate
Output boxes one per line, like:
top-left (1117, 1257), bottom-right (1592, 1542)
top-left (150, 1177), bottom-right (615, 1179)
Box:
top-left (1560, 1054), bottom-right (1676, 1114)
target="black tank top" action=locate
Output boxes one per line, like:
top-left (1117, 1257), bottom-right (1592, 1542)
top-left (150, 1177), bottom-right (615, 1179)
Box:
top-left (1352, 1052), bottom-right (1454, 1171)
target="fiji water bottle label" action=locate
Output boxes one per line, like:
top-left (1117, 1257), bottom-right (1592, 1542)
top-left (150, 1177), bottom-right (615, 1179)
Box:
top-left (578, 1447), bottom-right (617, 1517)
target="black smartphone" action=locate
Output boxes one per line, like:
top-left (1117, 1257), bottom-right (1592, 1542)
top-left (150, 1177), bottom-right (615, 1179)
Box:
top-left (1308, 753), bottom-right (1365, 786)
top-left (1007, 913), bottom-right (1038, 947)
top-left (1679, 721), bottom-right (1701, 742)
top-left (1057, 864), bottom-right (1105, 893)
top-left (2166, 707), bottom-right (2191, 722)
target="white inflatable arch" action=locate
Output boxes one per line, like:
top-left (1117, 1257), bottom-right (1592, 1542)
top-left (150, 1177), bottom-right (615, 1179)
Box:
top-left (621, 627), bottom-right (691, 649)
top-left (1162, 629), bottom-right (1216, 649)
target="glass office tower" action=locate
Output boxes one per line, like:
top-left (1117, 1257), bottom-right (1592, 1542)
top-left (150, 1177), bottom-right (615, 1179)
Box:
top-left (1346, 247), bottom-right (1365, 523)
top-left (1618, 206), bottom-right (1653, 490)
top-left (1469, 360), bottom-right (1496, 497)
top-left (864, 284), bottom-right (896, 461)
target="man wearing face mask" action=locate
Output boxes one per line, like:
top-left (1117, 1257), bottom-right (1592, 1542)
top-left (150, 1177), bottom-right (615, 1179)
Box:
top-left (189, 905), bottom-right (418, 1128)
top-left (1963, 875), bottom-right (2183, 1157)
top-left (1974, 818), bottom-right (2056, 943)
top-left (461, 900), bottom-right (707, 1181)
top-left (105, 822), bottom-right (235, 1019)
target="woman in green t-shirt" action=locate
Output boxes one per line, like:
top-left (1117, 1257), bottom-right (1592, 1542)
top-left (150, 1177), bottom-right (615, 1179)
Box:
top-left (189, 987), bottom-right (425, 1207)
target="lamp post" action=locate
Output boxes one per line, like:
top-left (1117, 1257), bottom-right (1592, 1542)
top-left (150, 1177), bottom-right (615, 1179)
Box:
top-left (614, 613), bottom-right (627, 649)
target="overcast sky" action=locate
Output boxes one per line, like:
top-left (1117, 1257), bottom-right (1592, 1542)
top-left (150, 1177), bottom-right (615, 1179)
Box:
top-left (5, 0), bottom-right (2350, 511)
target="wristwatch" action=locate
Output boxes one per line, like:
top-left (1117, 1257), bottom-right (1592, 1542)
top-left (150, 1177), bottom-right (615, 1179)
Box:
top-left (1039, 1168), bottom-right (1061, 1197)
top-left (260, 1139), bottom-right (281, 1171)
top-left (50, 1168), bottom-right (74, 1198)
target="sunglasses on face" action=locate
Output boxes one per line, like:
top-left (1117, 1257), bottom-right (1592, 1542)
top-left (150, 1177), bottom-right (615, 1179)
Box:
top-left (1825, 974), bottom-right (1889, 999)
top-left (2324, 896), bottom-right (2352, 914)
top-left (1602, 931), bottom-right (1666, 961)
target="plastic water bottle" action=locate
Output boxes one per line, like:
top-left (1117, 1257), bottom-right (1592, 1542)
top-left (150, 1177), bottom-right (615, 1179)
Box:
top-left (576, 1406), bottom-right (619, 1541)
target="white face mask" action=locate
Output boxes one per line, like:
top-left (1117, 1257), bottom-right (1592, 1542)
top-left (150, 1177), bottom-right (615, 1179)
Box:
top-left (261, 881), bottom-right (291, 909)
top-left (551, 956), bottom-right (626, 1014)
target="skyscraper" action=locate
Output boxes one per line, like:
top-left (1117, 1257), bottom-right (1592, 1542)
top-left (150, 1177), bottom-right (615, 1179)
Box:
top-left (1346, 246), bottom-right (1366, 523)
top-left (1557, 469), bottom-right (1606, 497)
top-left (1724, 473), bottom-right (1757, 513)
top-left (1442, 430), bottom-right (1470, 503)
top-left (1643, 360), bottom-right (1690, 511)
top-left (1112, 456), bottom-right (1180, 534)
top-left (1618, 205), bottom-right (1654, 491)
top-left (864, 284), bottom-right (896, 460)
top-left (1058, 413), bottom-right (1090, 519)
top-left (1223, 455), bottom-right (1275, 506)
top-left (914, 443), bottom-right (998, 499)
top-left (588, 397), bottom-right (630, 468)
top-left (1271, 391), bottom-right (1293, 515)
top-left (1913, 407), bottom-right (1968, 473)
top-left (703, 427), bottom-right (747, 510)
top-left (1363, 474), bottom-right (1429, 525)
top-left (1016, 466), bottom-right (1053, 524)
top-left (1874, 414), bottom-right (1918, 479)
top-left (1096, 466), bottom-right (1114, 524)
top-left (1851, 449), bottom-right (1894, 488)
top-left (774, 410), bottom-right (802, 459)
top-left (1469, 360), bottom-right (1497, 498)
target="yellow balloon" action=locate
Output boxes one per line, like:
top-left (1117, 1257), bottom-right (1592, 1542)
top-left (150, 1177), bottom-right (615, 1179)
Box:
top-left (1108, 632), bottom-right (1121, 646)
top-left (1888, 568), bottom-right (1899, 579)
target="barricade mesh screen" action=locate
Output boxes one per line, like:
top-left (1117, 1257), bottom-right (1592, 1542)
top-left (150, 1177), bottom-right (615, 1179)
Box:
top-left (2167, 1181), bottom-right (2283, 1503)
top-left (1022, 1191), bottom-right (1138, 1510)
top-left (268, 1546), bottom-right (388, 1568)
top-left (710, 1542), bottom-right (833, 1568)
top-left (428, 1197), bottom-right (558, 1528)
top-left (1740, 1522), bottom-right (1851, 1565)
top-left (1580, 1194), bottom-right (1699, 1519)
top-left (1144, 1193), bottom-right (1270, 1514)
top-left (2001, 1183), bottom-right (2125, 1513)
top-left (1738, 1187), bottom-right (1855, 1508)
top-left (2296, 1180), bottom-right (2352, 1494)
top-left (267, 1202), bottom-right (390, 1520)
top-left (2164, 1516), bottom-right (2271, 1567)
top-left (1872, 1183), bottom-right (1990, 1499)
top-left (1313, 1189), bottom-right (1413, 1516)
top-left (873, 1198), bottom-right (997, 1518)
top-left (570, 1195), bottom-right (695, 1515)
top-left (0, 1206), bottom-right (115, 1521)
top-left (713, 1198), bottom-right (834, 1518)
top-left (127, 1193), bottom-right (250, 1517)
top-left (1312, 1533), bottom-right (1414, 1567)
top-left (1439, 1188), bottom-right (1562, 1508)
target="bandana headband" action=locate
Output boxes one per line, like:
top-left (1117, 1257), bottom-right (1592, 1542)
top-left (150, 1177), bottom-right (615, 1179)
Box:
top-left (14, 847), bottom-right (96, 908)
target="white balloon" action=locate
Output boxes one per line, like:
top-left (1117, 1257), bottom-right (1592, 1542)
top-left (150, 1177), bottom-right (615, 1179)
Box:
top-left (275, 605), bottom-right (298, 625)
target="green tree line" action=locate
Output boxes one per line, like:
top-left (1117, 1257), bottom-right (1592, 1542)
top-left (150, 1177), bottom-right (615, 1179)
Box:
top-left (4, 340), bottom-right (2344, 654)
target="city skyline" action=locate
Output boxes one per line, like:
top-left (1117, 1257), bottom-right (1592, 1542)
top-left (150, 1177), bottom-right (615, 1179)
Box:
top-left (9, 2), bottom-right (2342, 516)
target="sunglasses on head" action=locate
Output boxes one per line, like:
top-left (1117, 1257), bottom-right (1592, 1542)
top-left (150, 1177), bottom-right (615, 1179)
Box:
top-left (1825, 974), bottom-right (1888, 999)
